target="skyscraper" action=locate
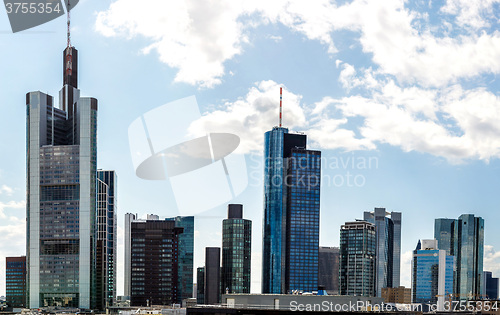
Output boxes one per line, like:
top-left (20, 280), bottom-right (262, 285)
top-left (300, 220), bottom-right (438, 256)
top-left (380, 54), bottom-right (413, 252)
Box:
top-left (411, 239), bottom-right (454, 310)
top-left (434, 214), bottom-right (484, 299)
top-left (26, 43), bottom-right (98, 308)
top-left (339, 221), bottom-right (376, 297)
top-left (484, 271), bottom-right (499, 300)
top-left (6, 257), bottom-right (26, 308)
top-left (363, 208), bottom-right (402, 296)
top-left (221, 204), bottom-right (252, 294)
top-left (166, 216), bottom-right (194, 301)
top-left (196, 267), bottom-right (205, 304)
top-left (318, 247), bottom-right (340, 294)
top-left (130, 220), bottom-right (183, 306)
top-left (262, 124), bottom-right (321, 294)
top-left (124, 213), bottom-right (136, 298)
top-left (96, 170), bottom-right (117, 309)
top-left (204, 247), bottom-right (221, 304)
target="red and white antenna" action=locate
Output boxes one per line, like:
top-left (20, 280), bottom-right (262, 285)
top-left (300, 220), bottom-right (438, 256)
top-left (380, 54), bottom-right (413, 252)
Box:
top-left (279, 87), bottom-right (283, 127)
top-left (67, 0), bottom-right (71, 47)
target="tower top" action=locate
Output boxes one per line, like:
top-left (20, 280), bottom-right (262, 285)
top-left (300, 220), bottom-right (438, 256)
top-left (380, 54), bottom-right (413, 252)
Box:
top-left (67, 0), bottom-right (71, 48)
top-left (279, 87), bottom-right (282, 127)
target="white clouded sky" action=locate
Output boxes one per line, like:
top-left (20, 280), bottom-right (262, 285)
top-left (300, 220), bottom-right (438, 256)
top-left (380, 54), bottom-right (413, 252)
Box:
top-left (0, 0), bottom-right (499, 296)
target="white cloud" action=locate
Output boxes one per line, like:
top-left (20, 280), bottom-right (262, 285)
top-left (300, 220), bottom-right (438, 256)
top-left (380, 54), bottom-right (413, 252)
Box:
top-left (0, 223), bottom-right (26, 296)
top-left (0, 200), bottom-right (25, 220)
top-left (0, 185), bottom-right (14, 196)
top-left (484, 245), bottom-right (500, 277)
top-left (441, 0), bottom-right (500, 30)
top-left (95, 0), bottom-right (500, 88)
top-left (400, 250), bottom-right (413, 288)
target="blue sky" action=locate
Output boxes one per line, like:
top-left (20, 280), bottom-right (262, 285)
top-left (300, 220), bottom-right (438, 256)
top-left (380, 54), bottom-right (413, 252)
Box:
top-left (1, 0), bottom-right (500, 296)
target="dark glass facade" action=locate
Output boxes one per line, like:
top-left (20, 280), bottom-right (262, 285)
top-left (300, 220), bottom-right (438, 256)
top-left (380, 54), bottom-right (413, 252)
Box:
top-left (339, 221), bottom-right (376, 297)
top-left (285, 149), bottom-right (321, 293)
top-left (196, 267), bottom-right (205, 304)
top-left (204, 247), bottom-right (221, 304)
top-left (96, 170), bottom-right (117, 309)
top-left (26, 45), bottom-right (98, 309)
top-left (166, 216), bottom-right (194, 301)
top-left (363, 208), bottom-right (402, 296)
top-left (222, 204), bottom-right (252, 294)
top-left (318, 247), bottom-right (339, 294)
top-left (130, 220), bottom-right (183, 306)
top-left (484, 271), bottom-right (499, 300)
top-left (434, 214), bottom-right (484, 299)
top-left (6, 257), bottom-right (26, 308)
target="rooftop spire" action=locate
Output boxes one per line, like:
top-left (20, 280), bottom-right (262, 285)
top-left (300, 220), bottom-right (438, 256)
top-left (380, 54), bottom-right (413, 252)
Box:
top-left (67, 0), bottom-right (71, 48)
top-left (279, 87), bottom-right (282, 127)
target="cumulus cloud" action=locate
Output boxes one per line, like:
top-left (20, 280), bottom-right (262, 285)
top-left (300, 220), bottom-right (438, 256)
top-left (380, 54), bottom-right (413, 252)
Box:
top-left (0, 200), bottom-right (25, 221)
top-left (484, 245), bottom-right (500, 276)
top-left (95, 0), bottom-right (500, 88)
top-left (0, 185), bottom-right (14, 196)
top-left (400, 250), bottom-right (413, 288)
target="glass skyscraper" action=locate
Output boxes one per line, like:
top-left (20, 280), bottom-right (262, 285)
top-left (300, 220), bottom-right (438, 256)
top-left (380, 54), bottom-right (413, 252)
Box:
top-left (6, 257), bottom-right (26, 308)
top-left (221, 204), bottom-right (252, 294)
top-left (411, 239), bottom-right (454, 309)
top-left (26, 44), bottom-right (98, 309)
top-left (339, 221), bottom-right (376, 297)
top-left (262, 126), bottom-right (321, 294)
top-left (434, 214), bottom-right (484, 300)
top-left (363, 208), bottom-right (402, 297)
top-left (166, 216), bottom-right (194, 301)
top-left (96, 170), bottom-right (117, 309)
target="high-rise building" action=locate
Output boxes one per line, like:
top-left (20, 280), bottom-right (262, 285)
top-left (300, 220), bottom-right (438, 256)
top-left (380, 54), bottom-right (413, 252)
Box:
top-left (166, 216), bottom-right (194, 301)
top-left (6, 257), bottom-right (26, 308)
top-left (26, 43), bottom-right (98, 309)
top-left (196, 267), bottom-right (205, 304)
top-left (221, 204), bottom-right (252, 294)
top-left (204, 247), bottom-right (221, 304)
top-left (411, 239), bottom-right (454, 310)
top-left (339, 221), bottom-right (376, 297)
top-left (363, 208), bottom-right (402, 296)
top-left (318, 247), bottom-right (340, 294)
top-left (124, 213), bottom-right (136, 298)
top-left (434, 214), bottom-right (484, 299)
top-left (381, 286), bottom-right (411, 304)
top-left (96, 170), bottom-right (117, 309)
top-left (262, 124), bottom-right (321, 294)
top-left (130, 220), bottom-right (183, 306)
top-left (484, 271), bottom-right (499, 300)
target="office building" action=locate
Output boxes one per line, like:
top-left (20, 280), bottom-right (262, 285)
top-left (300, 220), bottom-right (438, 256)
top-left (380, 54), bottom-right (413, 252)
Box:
top-left (204, 247), bottom-right (221, 304)
top-left (339, 221), bottom-right (376, 297)
top-left (434, 214), bottom-right (484, 299)
top-left (221, 204), bottom-right (252, 294)
top-left (124, 213), bottom-right (136, 298)
top-left (6, 257), bottom-right (26, 308)
top-left (318, 247), bottom-right (340, 294)
top-left (484, 271), bottom-right (499, 300)
top-left (166, 216), bottom-right (194, 301)
top-left (130, 220), bottom-right (183, 306)
top-left (96, 170), bottom-right (117, 309)
top-left (196, 267), bottom-right (205, 304)
top-left (411, 239), bottom-right (454, 309)
top-left (363, 208), bottom-right (402, 296)
top-left (381, 286), bottom-right (411, 304)
top-left (262, 124), bottom-right (321, 294)
top-left (26, 42), bottom-right (98, 308)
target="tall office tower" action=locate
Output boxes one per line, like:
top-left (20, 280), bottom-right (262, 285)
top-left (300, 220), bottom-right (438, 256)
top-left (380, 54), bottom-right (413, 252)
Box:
top-left (484, 271), bottom-right (499, 299)
top-left (204, 247), bottom-right (221, 304)
top-left (363, 208), bottom-right (402, 297)
top-left (339, 221), bottom-right (376, 297)
top-left (434, 214), bottom-right (484, 299)
top-left (262, 124), bottom-right (321, 294)
top-left (6, 257), bottom-right (26, 308)
top-left (26, 43), bottom-right (98, 309)
top-left (165, 216), bottom-right (194, 301)
top-left (221, 204), bottom-right (252, 294)
top-left (196, 267), bottom-right (205, 304)
top-left (124, 213), bottom-right (136, 298)
top-left (318, 247), bottom-right (340, 294)
top-left (95, 170), bottom-right (117, 309)
top-left (130, 220), bottom-right (183, 306)
top-left (411, 239), bottom-right (454, 310)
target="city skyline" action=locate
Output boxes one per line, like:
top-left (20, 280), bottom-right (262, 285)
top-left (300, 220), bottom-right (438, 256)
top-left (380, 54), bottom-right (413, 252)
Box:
top-left (1, 0), bottom-right (500, 298)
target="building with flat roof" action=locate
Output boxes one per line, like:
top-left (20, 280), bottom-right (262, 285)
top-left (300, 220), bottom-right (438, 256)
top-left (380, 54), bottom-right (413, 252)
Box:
top-left (381, 286), bottom-right (411, 304)
top-left (6, 256), bottom-right (26, 308)
top-left (318, 247), bottom-right (339, 295)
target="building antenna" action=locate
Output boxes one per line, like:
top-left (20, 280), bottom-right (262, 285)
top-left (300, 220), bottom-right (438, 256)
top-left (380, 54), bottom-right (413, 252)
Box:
top-left (279, 87), bottom-right (283, 127)
top-left (67, 0), bottom-right (71, 47)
